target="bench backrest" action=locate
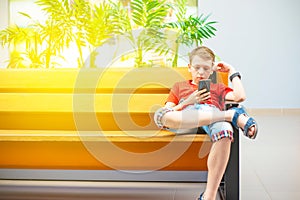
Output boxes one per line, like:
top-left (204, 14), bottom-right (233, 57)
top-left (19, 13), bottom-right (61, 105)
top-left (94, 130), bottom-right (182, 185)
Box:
top-left (0, 68), bottom-right (227, 131)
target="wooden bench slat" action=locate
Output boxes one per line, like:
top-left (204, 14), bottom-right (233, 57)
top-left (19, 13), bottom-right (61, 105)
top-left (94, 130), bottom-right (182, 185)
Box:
top-left (0, 130), bottom-right (210, 142)
top-left (0, 93), bottom-right (168, 130)
top-left (0, 68), bottom-right (191, 93)
top-left (0, 93), bottom-right (167, 112)
top-left (0, 130), bottom-right (211, 171)
top-left (0, 112), bottom-right (160, 130)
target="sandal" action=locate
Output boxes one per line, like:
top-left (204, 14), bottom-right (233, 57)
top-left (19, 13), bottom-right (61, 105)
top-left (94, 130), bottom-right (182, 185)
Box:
top-left (198, 192), bottom-right (204, 200)
top-left (230, 106), bottom-right (258, 139)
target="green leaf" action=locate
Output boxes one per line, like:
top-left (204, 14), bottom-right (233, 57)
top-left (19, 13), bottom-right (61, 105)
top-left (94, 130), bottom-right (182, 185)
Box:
top-left (198, 29), bottom-right (209, 39)
top-left (204, 26), bottom-right (215, 36)
top-left (18, 12), bottom-right (32, 19)
top-left (206, 24), bottom-right (217, 32)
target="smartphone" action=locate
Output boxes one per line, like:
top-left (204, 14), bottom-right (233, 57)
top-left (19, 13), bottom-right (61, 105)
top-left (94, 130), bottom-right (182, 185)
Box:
top-left (198, 79), bottom-right (211, 93)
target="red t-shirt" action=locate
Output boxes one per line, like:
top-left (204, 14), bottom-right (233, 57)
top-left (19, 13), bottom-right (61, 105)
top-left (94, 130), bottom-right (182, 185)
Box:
top-left (166, 80), bottom-right (233, 110)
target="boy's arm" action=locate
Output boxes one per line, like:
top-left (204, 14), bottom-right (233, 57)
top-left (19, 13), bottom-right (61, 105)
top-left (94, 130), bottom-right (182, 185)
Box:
top-left (214, 62), bottom-right (246, 102)
top-left (225, 76), bottom-right (246, 102)
top-left (165, 90), bottom-right (206, 111)
top-left (165, 102), bottom-right (180, 110)
top-left (164, 100), bottom-right (190, 111)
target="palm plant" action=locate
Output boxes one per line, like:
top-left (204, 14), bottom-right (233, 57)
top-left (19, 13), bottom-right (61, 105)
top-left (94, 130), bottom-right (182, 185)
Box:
top-left (164, 0), bottom-right (217, 67)
top-left (37, 0), bottom-right (119, 68)
top-left (35, 0), bottom-right (86, 68)
top-left (130, 0), bottom-right (171, 67)
top-left (109, 0), bottom-right (135, 50)
top-left (0, 4), bottom-right (72, 68)
top-left (0, 0), bottom-right (117, 68)
top-left (0, 21), bottom-right (54, 68)
top-left (169, 14), bottom-right (217, 46)
top-left (38, 19), bottom-right (71, 68)
top-left (0, 25), bottom-right (31, 68)
top-left (85, 2), bottom-right (116, 68)
top-left (109, 0), bottom-right (171, 67)
top-left (86, 4), bottom-right (114, 47)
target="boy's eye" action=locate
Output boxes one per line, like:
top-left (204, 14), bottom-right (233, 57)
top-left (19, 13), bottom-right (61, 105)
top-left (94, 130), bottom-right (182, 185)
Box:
top-left (192, 65), bottom-right (211, 72)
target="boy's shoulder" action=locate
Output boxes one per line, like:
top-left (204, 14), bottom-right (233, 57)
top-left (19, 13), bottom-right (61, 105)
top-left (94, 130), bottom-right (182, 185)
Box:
top-left (172, 80), bottom-right (194, 90)
top-left (174, 80), bottom-right (192, 86)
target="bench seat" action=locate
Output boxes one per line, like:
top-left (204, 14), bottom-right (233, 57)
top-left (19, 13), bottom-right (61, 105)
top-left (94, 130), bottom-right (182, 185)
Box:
top-left (0, 130), bottom-right (210, 170)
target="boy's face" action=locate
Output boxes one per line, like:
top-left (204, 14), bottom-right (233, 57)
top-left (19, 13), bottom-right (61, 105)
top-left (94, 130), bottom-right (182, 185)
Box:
top-left (188, 55), bottom-right (214, 84)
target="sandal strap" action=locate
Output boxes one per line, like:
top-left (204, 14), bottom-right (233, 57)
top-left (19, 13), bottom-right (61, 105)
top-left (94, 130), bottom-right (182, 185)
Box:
top-left (243, 117), bottom-right (258, 139)
top-left (231, 109), bottom-right (239, 128)
top-left (198, 192), bottom-right (204, 200)
top-left (231, 106), bottom-right (246, 128)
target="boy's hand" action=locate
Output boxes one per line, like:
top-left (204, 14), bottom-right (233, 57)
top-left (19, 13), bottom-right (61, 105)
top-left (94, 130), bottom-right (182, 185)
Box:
top-left (198, 89), bottom-right (211, 103)
top-left (184, 90), bottom-right (211, 105)
top-left (213, 61), bottom-right (236, 74)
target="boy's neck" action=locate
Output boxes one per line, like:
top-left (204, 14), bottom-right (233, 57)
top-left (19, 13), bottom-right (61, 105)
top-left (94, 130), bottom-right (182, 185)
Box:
top-left (191, 80), bottom-right (198, 86)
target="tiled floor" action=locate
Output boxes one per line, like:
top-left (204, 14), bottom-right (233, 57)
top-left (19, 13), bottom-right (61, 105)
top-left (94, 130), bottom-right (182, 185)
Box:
top-left (241, 109), bottom-right (300, 200)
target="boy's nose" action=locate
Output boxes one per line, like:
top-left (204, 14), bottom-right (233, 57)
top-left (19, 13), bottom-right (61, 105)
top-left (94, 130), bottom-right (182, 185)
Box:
top-left (197, 68), bottom-right (205, 75)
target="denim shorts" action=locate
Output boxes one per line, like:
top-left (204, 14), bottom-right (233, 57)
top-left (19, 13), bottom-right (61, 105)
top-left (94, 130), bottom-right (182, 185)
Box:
top-left (154, 104), bottom-right (233, 142)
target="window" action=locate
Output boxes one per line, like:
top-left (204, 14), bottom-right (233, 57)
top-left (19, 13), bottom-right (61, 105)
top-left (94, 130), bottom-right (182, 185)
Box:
top-left (10, 0), bottom-right (46, 27)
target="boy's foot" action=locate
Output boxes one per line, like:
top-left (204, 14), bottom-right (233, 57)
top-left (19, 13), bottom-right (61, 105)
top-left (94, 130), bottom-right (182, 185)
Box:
top-left (236, 114), bottom-right (257, 137)
top-left (229, 106), bottom-right (258, 139)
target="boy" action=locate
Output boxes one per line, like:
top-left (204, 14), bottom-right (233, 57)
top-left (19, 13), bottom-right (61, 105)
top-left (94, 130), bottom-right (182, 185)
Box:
top-left (154, 46), bottom-right (258, 200)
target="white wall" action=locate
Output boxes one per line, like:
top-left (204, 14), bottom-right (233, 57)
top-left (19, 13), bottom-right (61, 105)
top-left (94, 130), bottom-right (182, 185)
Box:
top-left (199, 0), bottom-right (300, 108)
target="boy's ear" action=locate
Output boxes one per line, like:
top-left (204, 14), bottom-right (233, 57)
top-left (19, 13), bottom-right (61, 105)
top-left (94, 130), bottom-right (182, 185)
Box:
top-left (210, 62), bottom-right (215, 74)
top-left (188, 64), bottom-right (192, 72)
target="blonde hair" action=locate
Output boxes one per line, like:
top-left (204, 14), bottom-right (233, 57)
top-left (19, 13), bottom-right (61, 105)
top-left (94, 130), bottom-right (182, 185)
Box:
top-left (189, 46), bottom-right (215, 64)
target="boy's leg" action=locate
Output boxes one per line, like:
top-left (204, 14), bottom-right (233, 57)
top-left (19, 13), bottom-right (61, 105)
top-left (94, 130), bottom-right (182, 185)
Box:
top-left (160, 108), bottom-right (231, 129)
top-left (156, 107), bottom-right (256, 137)
top-left (205, 138), bottom-right (231, 200)
top-left (202, 121), bottom-right (233, 200)
top-left (155, 105), bottom-right (207, 135)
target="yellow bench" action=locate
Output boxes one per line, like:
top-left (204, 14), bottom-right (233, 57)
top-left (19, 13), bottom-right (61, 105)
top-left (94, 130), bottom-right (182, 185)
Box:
top-left (0, 68), bottom-right (238, 199)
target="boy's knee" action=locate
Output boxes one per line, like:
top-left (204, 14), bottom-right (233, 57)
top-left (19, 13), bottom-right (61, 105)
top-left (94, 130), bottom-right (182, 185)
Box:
top-left (211, 130), bottom-right (234, 143)
top-left (154, 107), bottom-right (175, 129)
top-left (216, 137), bottom-right (232, 143)
top-left (162, 113), bottom-right (182, 129)
top-left (209, 122), bottom-right (234, 142)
